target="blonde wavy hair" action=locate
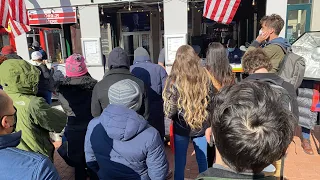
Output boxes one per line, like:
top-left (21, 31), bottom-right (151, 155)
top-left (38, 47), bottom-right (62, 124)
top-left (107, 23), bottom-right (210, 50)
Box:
top-left (163, 45), bottom-right (210, 130)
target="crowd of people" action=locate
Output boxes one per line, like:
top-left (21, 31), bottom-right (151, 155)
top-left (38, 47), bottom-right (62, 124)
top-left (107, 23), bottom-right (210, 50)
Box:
top-left (0, 13), bottom-right (316, 180)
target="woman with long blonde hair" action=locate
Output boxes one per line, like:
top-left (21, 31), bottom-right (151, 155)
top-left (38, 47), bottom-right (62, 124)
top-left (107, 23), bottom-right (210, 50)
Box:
top-left (163, 45), bottom-right (212, 179)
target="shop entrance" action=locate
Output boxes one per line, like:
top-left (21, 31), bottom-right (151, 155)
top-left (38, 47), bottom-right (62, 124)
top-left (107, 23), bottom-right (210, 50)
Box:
top-left (121, 31), bottom-right (152, 64)
top-left (44, 29), bottom-right (65, 63)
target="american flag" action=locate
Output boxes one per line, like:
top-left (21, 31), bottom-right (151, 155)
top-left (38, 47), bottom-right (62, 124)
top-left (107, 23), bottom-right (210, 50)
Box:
top-left (1, 0), bottom-right (30, 37)
top-left (203, 0), bottom-right (241, 24)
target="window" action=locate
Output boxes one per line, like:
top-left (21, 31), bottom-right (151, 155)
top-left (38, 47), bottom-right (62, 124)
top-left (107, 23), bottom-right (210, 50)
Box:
top-left (288, 0), bottom-right (311, 4)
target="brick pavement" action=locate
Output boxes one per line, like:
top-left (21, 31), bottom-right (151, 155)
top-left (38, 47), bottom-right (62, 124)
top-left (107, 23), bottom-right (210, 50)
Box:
top-left (54, 126), bottom-right (320, 180)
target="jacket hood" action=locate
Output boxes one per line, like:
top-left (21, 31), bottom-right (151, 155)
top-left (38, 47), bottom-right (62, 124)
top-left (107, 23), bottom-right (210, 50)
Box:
top-left (99, 104), bottom-right (148, 141)
top-left (268, 37), bottom-right (291, 50)
top-left (108, 47), bottom-right (130, 69)
top-left (133, 47), bottom-right (151, 63)
top-left (0, 60), bottom-right (40, 95)
top-left (61, 74), bottom-right (97, 90)
top-left (246, 73), bottom-right (284, 85)
top-left (0, 131), bottom-right (21, 150)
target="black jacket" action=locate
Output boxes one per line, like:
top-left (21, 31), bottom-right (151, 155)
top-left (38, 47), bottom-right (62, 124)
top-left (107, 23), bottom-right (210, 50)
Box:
top-left (36, 64), bottom-right (55, 93)
top-left (58, 74), bottom-right (97, 163)
top-left (197, 164), bottom-right (276, 180)
top-left (245, 73), bottom-right (299, 118)
top-left (91, 47), bottom-right (149, 119)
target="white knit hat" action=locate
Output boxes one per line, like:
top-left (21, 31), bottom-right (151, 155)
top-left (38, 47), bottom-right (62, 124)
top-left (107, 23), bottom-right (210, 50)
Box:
top-left (31, 51), bottom-right (42, 60)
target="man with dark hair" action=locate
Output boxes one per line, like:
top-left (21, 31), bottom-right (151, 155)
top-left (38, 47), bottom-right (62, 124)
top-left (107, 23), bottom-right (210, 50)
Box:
top-left (248, 14), bottom-right (290, 73)
top-left (241, 48), bottom-right (300, 177)
top-left (242, 48), bottom-right (298, 117)
top-left (227, 39), bottom-right (243, 64)
top-left (197, 81), bottom-right (296, 179)
top-left (0, 90), bottom-right (60, 179)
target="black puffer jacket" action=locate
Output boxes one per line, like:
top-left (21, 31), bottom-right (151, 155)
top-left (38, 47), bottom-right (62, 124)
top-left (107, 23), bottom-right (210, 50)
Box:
top-left (58, 73), bottom-right (97, 163)
top-left (164, 80), bottom-right (214, 137)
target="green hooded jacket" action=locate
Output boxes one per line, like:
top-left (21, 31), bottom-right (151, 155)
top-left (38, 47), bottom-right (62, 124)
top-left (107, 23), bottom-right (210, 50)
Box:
top-left (0, 60), bottom-right (67, 161)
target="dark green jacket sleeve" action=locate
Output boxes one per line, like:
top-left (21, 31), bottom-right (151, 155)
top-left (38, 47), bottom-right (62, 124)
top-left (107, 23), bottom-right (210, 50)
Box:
top-left (29, 97), bottom-right (67, 133)
top-left (248, 41), bottom-right (285, 73)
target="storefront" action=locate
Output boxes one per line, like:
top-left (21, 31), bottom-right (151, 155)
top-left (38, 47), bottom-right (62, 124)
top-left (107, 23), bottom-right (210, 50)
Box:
top-left (11, 0), bottom-right (319, 80)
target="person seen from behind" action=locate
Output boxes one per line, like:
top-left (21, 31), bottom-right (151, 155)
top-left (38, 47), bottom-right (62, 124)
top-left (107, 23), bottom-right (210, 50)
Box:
top-left (242, 48), bottom-right (299, 177)
top-left (91, 47), bottom-right (149, 119)
top-left (227, 39), bottom-right (243, 64)
top-left (248, 14), bottom-right (289, 72)
top-left (29, 41), bottom-right (48, 60)
top-left (57, 54), bottom-right (98, 180)
top-left (163, 45), bottom-right (213, 179)
top-left (0, 60), bottom-right (67, 161)
top-left (205, 42), bottom-right (235, 167)
top-left (30, 51), bottom-right (55, 104)
top-left (131, 47), bottom-right (168, 140)
top-left (197, 81), bottom-right (296, 180)
top-left (0, 90), bottom-right (60, 180)
top-left (1, 45), bottom-right (22, 60)
top-left (158, 48), bottom-right (165, 69)
top-left (85, 79), bottom-right (168, 180)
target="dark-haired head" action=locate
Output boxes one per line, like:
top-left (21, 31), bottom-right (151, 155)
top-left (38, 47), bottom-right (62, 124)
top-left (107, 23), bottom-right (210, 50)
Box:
top-left (206, 42), bottom-right (234, 87)
top-left (210, 81), bottom-right (295, 173)
top-left (242, 48), bottom-right (272, 74)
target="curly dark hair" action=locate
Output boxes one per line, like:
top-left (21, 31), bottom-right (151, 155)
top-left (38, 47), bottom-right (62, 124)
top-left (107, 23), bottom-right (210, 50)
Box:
top-left (0, 55), bottom-right (7, 65)
top-left (210, 81), bottom-right (295, 173)
top-left (260, 14), bottom-right (284, 35)
top-left (242, 48), bottom-right (272, 73)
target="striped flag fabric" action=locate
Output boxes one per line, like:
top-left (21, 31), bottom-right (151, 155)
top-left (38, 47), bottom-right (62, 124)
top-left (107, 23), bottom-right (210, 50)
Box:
top-left (203, 0), bottom-right (241, 24)
top-left (0, 0), bottom-right (30, 37)
top-left (0, 0), bottom-right (10, 28)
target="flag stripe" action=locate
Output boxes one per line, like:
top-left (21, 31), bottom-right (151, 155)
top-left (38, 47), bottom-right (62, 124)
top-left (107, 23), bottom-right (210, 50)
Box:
top-left (222, 0), bottom-right (236, 24)
top-left (4, 0), bottom-right (30, 37)
top-left (203, 0), bottom-right (241, 25)
top-left (203, 0), bottom-right (211, 18)
top-left (218, 0), bottom-right (231, 22)
top-left (210, 0), bottom-right (222, 20)
top-left (226, 0), bottom-right (241, 24)
top-left (0, 0), bottom-right (10, 27)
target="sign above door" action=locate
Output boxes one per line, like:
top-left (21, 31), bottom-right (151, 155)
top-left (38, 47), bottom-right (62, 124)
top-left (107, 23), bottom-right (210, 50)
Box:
top-left (28, 7), bottom-right (77, 25)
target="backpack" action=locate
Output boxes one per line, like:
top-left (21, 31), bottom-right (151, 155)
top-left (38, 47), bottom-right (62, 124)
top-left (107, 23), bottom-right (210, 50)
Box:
top-left (273, 44), bottom-right (306, 90)
top-left (260, 78), bottom-right (292, 112)
top-left (259, 78), bottom-right (292, 180)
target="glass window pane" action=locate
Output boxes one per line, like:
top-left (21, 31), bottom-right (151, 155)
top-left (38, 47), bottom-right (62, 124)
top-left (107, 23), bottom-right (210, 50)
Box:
top-left (287, 9), bottom-right (308, 44)
top-left (288, 0), bottom-right (311, 4)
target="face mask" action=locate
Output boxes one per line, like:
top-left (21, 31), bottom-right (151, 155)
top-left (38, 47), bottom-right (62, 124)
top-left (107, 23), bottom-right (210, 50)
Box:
top-left (228, 48), bottom-right (235, 52)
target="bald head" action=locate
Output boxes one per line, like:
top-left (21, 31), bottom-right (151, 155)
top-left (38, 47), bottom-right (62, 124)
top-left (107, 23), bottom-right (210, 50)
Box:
top-left (0, 90), bottom-right (11, 117)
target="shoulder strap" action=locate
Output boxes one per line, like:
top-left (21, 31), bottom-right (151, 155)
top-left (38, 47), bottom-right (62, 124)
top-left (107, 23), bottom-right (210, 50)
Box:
top-left (205, 69), bottom-right (222, 91)
top-left (270, 43), bottom-right (290, 54)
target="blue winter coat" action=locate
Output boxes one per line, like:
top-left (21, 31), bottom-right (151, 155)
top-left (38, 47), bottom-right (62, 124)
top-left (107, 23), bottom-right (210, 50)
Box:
top-left (85, 104), bottom-right (169, 180)
top-left (130, 47), bottom-right (168, 138)
top-left (0, 131), bottom-right (60, 180)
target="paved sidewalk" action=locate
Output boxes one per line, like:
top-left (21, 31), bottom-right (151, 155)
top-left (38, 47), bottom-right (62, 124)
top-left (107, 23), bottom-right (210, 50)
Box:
top-left (54, 126), bottom-right (320, 180)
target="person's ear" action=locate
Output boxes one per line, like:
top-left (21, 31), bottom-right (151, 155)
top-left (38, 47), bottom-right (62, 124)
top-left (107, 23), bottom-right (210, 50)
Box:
top-left (1, 116), bottom-right (10, 129)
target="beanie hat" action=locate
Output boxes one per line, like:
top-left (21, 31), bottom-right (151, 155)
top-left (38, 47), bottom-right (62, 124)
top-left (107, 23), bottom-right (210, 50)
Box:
top-left (134, 47), bottom-right (150, 63)
top-left (32, 41), bottom-right (40, 48)
top-left (1, 46), bottom-right (14, 55)
top-left (31, 51), bottom-right (43, 60)
top-left (108, 79), bottom-right (142, 111)
top-left (65, 54), bottom-right (88, 77)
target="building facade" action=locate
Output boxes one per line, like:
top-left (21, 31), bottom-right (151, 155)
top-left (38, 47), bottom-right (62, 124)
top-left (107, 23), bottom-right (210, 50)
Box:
top-left (10, 0), bottom-right (319, 80)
